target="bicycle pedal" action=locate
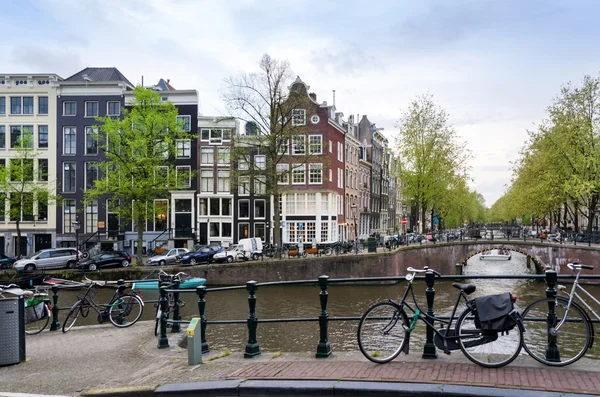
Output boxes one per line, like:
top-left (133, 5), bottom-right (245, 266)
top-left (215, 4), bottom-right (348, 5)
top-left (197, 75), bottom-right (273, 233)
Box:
top-left (443, 350), bottom-right (451, 355)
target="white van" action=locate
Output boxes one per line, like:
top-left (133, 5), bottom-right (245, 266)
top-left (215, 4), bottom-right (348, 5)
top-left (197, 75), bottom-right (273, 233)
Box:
top-left (238, 238), bottom-right (263, 260)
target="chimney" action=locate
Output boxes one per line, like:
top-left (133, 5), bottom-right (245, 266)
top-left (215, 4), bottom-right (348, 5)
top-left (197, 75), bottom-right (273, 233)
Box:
top-left (332, 90), bottom-right (336, 107)
top-left (309, 92), bottom-right (317, 101)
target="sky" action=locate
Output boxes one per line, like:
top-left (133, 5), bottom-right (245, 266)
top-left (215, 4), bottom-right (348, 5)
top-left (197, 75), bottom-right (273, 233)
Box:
top-left (2, 0), bottom-right (600, 207)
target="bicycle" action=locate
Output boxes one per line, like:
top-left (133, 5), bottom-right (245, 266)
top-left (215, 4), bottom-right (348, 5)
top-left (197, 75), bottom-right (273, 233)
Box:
top-left (357, 266), bottom-right (524, 368)
top-left (62, 279), bottom-right (144, 332)
top-left (0, 284), bottom-right (52, 335)
top-left (521, 262), bottom-right (598, 366)
top-left (154, 270), bottom-right (188, 336)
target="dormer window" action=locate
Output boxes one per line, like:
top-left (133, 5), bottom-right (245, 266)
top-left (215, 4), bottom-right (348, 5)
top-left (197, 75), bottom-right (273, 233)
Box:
top-left (292, 109), bottom-right (306, 126)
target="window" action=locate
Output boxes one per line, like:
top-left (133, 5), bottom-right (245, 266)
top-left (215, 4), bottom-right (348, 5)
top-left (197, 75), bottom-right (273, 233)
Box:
top-left (154, 200), bottom-right (168, 231)
top-left (85, 101), bottom-right (98, 117)
top-left (10, 97), bottom-right (22, 114)
top-left (10, 126), bottom-right (33, 148)
top-left (38, 159), bottom-right (48, 181)
top-left (210, 198), bottom-right (220, 216)
top-left (311, 115), bottom-right (320, 124)
top-left (210, 222), bottom-right (219, 237)
top-left (222, 222), bottom-right (232, 237)
top-left (83, 162), bottom-right (97, 189)
top-left (238, 176), bottom-right (250, 195)
top-left (254, 176), bottom-right (266, 195)
top-left (286, 194), bottom-right (296, 215)
top-left (329, 169), bottom-right (332, 183)
top-left (63, 162), bottom-right (76, 192)
top-left (217, 170), bottom-right (229, 192)
top-left (309, 163), bottom-right (322, 184)
top-left (200, 147), bottom-right (213, 164)
top-left (85, 127), bottom-right (98, 154)
top-left (292, 164), bottom-right (305, 184)
top-left (86, 200), bottom-right (98, 233)
top-left (277, 164), bottom-right (289, 184)
top-left (200, 129), bottom-right (209, 141)
top-left (239, 223), bottom-right (249, 239)
top-left (254, 223), bottom-right (266, 240)
top-left (63, 199), bottom-right (76, 233)
top-left (176, 166), bottom-right (191, 189)
top-left (176, 139), bottom-right (191, 158)
top-left (239, 200), bottom-right (250, 218)
top-left (238, 155), bottom-right (249, 170)
top-left (254, 200), bottom-right (266, 219)
top-left (177, 115), bottom-right (191, 132)
top-left (309, 135), bottom-right (322, 154)
top-left (21, 159), bottom-right (34, 181)
top-left (64, 127), bottom-right (76, 154)
top-left (292, 135), bottom-right (305, 155)
top-left (217, 147), bottom-right (230, 165)
top-left (198, 198), bottom-right (208, 215)
top-left (63, 101), bottom-right (76, 116)
top-left (321, 222), bottom-right (328, 242)
top-left (255, 155), bottom-right (266, 169)
top-left (0, 192), bottom-right (4, 221)
top-left (0, 97), bottom-right (5, 114)
top-left (0, 126), bottom-right (4, 149)
top-left (38, 97), bottom-right (48, 115)
top-left (21, 97), bottom-right (33, 114)
top-left (329, 140), bottom-right (332, 153)
top-left (37, 192), bottom-right (48, 221)
top-left (218, 198), bottom-right (230, 216)
top-left (292, 109), bottom-right (306, 126)
top-left (200, 170), bottom-right (213, 192)
top-left (307, 193), bottom-right (316, 213)
top-left (107, 101), bottom-right (120, 116)
top-left (202, 128), bottom-right (232, 144)
top-left (38, 125), bottom-right (48, 148)
top-left (321, 193), bottom-right (328, 213)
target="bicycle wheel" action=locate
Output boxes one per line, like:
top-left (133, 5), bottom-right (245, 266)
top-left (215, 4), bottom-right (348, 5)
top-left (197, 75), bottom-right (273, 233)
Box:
top-left (62, 301), bottom-right (83, 333)
top-left (456, 306), bottom-right (522, 368)
top-left (521, 297), bottom-right (591, 366)
top-left (154, 305), bottom-right (161, 336)
top-left (25, 304), bottom-right (50, 335)
top-left (357, 301), bottom-right (408, 363)
top-left (109, 294), bottom-right (144, 328)
top-left (322, 247), bottom-right (332, 256)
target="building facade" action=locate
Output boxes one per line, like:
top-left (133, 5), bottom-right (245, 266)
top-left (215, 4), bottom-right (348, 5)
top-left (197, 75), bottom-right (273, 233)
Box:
top-left (0, 74), bottom-right (61, 256)
top-left (343, 115), bottom-right (360, 240)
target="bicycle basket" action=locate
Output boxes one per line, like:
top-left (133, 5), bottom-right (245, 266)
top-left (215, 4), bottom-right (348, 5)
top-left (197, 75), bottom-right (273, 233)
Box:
top-left (473, 292), bottom-right (519, 333)
top-left (24, 301), bottom-right (47, 322)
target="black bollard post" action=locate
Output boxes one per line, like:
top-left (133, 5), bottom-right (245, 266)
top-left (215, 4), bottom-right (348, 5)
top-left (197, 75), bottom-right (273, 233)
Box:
top-left (157, 283), bottom-right (169, 349)
top-left (244, 280), bottom-right (260, 358)
top-left (316, 275), bottom-right (332, 358)
top-left (171, 277), bottom-right (181, 333)
top-left (49, 285), bottom-right (61, 331)
top-left (196, 285), bottom-right (209, 354)
top-left (422, 270), bottom-right (437, 359)
top-left (544, 269), bottom-right (560, 362)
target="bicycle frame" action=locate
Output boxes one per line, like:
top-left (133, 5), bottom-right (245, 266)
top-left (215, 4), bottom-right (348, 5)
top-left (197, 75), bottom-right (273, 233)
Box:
top-left (556, 270), bottom-right (600, 331)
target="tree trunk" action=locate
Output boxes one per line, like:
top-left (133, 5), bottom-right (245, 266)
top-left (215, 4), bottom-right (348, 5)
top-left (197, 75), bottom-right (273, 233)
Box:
top-left (136, 213), bottom-right (145, 266)
top-left (15, 219), bottom-right (21, 259)
top-left (273, 194), bottom-right (281, 248)
top-left (562, 202), bottom-right (568, 230)
top-left (420, 205), bottom-right (426, 234)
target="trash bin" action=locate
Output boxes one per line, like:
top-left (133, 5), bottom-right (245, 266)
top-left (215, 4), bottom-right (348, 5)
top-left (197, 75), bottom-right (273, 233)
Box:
top-left (367, 237), bottom-right (377, 253)
top-left (0, 294), bottom-right (26, 366)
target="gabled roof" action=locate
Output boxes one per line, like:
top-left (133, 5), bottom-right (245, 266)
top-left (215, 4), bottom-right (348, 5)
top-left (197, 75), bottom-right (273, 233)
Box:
top-left (65, 67), bottom-right (134, 88)
top-left (153, 78), bottom-right (176, 91)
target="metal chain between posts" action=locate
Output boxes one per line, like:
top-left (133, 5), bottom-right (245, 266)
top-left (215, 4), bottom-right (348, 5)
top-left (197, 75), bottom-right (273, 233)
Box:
top-left (316, 275), bottom-right (331, 358)
top-left (244, 280), bottom-right (260, 358)
top-left (196, 285), bottom-right (209, 354)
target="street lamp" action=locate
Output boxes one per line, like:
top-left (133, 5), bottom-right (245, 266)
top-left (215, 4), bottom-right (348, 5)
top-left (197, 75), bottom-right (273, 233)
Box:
top-left (351, 203), bottom-right (358, 254)
top-left (73, 217), bottom-right (81, 266)
top-left (402, 205), bottom-right (407, 245)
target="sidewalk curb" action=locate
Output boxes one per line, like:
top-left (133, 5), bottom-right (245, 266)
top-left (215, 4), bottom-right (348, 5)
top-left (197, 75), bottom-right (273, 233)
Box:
top-left (80, 385), bottom-right (156, 397)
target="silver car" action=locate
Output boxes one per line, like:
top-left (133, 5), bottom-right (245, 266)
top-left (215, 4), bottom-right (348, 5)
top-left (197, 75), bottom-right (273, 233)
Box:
top-left (13, 248), bottom-right (81, 272)
top-left (147, 248), bottom-right (189, 266)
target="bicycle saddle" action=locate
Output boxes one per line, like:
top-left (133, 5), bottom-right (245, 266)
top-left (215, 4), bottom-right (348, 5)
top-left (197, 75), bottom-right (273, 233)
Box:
top-left (452, 283), bottom-right (476, 295)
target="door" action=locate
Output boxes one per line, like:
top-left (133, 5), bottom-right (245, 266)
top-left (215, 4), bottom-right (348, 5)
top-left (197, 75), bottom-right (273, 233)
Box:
top-left (199, 223), bottom-right (207, 245)
top-left (108, 214), bottom-right (119, 238)
top-left (175, 214), bottom-right (192, 238)
top-left (0, 237), bottom-right (4, 255)
top-left (34, 234), bottom-right (52, 251)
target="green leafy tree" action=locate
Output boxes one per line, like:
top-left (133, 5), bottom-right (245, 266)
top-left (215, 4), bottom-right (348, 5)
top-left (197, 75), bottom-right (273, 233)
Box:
top-left (0, 130), bottom-right (59, 257)
top-left (85, 87), bottom-right (191, 265)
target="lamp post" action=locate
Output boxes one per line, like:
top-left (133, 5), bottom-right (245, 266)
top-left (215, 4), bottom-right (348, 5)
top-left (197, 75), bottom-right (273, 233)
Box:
top-left (73, 217), bottom-right (81, 266)
top-left (402, 205), bottom-right (407, 245)
top-left (351, 204), bottom-right (358, 253)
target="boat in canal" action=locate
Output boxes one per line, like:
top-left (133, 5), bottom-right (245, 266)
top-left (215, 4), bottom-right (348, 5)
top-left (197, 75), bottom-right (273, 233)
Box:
top-left (132, 277), bottom-right (206, 290)
top-left (479, 249), bottom-right (511, 261)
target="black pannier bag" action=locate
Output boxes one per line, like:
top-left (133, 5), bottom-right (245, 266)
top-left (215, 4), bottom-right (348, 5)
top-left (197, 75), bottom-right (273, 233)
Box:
top-left (474, 292), bottom-right (520, 333)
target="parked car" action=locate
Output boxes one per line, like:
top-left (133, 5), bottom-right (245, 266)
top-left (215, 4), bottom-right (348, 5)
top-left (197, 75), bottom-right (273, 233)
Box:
top-left (0, 254), bottom-right (16, 270)
top-left (13, 248), bottom-right (82, 272)
top-left (213, 245), bottom-right (249, 263)
top-left (177, 245), bottom-right (223, 266)
top-left (238, 238), bottom-right (263, 260)
top-left (147, 248), bottom-right (190, 266)
top-left (78, 251), bottom-right (132, 271)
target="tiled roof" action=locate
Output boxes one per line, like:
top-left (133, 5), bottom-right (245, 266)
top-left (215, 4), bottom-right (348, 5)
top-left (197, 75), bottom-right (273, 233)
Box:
top-left (65, 67), bottom-right (134, 87)
top-left (154, 78), bottom-right (176, 91)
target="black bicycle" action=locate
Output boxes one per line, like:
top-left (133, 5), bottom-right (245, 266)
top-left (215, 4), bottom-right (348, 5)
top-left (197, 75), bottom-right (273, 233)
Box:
top-left (62, 280), bottom-right (144, 332)
top-left (153, 270), bottom-right (187, 336)
top-left (357, 266), bottom-right (524, 368)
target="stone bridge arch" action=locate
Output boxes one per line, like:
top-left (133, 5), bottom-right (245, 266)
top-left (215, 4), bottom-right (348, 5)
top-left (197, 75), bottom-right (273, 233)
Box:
top-left (461, 245), bottom-right (544, 273)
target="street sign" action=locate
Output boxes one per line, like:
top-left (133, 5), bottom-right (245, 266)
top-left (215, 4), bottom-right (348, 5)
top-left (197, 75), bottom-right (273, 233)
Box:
top-left (282, 221), bottom-right (286, 228)
top-left (402, 218), bottom-right (407, 225)
top-left (298, 223), bottom-right (303, 230)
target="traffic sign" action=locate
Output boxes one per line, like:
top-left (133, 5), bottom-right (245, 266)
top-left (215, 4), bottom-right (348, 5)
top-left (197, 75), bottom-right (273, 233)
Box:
top-left (402, 218), bottom-right (407, 225)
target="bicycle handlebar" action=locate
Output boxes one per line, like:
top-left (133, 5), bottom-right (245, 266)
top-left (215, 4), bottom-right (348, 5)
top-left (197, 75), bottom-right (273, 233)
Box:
top-left (0, 283), bottom-right (20, 289)
top-left (567, 262), bottom-right (594, 271)
top-left (406, 266), bottom-right (441, 277)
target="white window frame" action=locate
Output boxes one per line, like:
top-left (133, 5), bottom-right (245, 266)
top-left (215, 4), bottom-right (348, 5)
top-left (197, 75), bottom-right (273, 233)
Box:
top-left (217, 170), bottom-right (230, 192)
top-left (292, 135), bottom-right (306, 155)
top-left (254, 199), bottom-right (266, 219)
top-left (292, 109), bottom-right (306, 126)
top-left (63, 101), bottom-right (76, 116)
top-left (200, 170), bottom-right (213, 193)
top-left (292, 164), bottom-right (305, 185)
top-left (217, 147), bottom-right (230, 165)
top-left (63, 126), bottom-right (76, 155)
top-left (200, 128), bottom-right (210, 142)
top-left (238, 199), bottom-right (250, 219)
top-left (84, 101), bottom-right (99, 118)
top-left (177, 115), bottom-right (191, 132)
top-left (85, 126), bottom-right (98, 155)
top-left (84, 161), bottom-right (98, 190)
top-left (238, 176), bottom-right (250, 195)
top-left (277, 163), bottom-right (289, 185)
top-left (254, 176), bottom-right (266, 195)
top-left (238, 155), bottom-right (250, 170)
top-left (107, 101), bottom-right (121, 116)
top-left (309, 163), bottom-right (322, 185)
top-left (176, 139), bottom-right (191, 158)
top-left (200, 147), bottom-right (214, 165)
top-left (176, 165), bottom-right (192, 189)
top-left (255, 155), bottom-right (266, 169)
top-left (63, 162), bottom-right (76, 193)
top-left (308, 135), bottom-right (322, 154)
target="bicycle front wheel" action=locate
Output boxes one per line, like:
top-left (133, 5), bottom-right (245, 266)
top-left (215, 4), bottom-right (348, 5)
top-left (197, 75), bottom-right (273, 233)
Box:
top-left (63, 301), bottom-right (83, 333)
top-left (522, 296), bottom-right (591, 366)
top-left (457, 306), bottom-right (523, 368)
top-left (109, 294), bottom-right (144, 328)
top-left (25, 304), bottom-right (50, 335)
top-left (357, 301), bottom-right (408, 363)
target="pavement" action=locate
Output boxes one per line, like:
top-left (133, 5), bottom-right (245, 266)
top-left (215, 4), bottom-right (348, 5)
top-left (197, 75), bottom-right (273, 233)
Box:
top-left (1, 321), bottom-right (599, 396)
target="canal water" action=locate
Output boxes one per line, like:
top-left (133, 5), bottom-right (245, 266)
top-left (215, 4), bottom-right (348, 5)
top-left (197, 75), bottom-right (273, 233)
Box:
top-left (54, 253), bottom-right (600, 358)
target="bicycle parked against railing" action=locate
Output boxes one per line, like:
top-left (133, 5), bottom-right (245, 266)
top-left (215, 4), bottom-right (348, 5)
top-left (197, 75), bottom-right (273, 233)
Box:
top-left (521, 262), bottom-right (598, 366)
top-left (0, 284), bottom-right (53, 335)
top-left (357, 266), bottom-right (524, 368)
top-left (62, 279), bottom-right (144, 332)
top-left (154, 270), bottom-right (187, 336)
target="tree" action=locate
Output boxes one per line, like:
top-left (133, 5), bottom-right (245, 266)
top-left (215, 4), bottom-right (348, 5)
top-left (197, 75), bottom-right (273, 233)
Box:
top-left (85, 87), bottom-right (191, 265)
top-left (394, 94), bottom-right (471, 232)
top-left (222, 54), bottom-right (323, 249)
top-left (0, 130), bottom-right (58, 257)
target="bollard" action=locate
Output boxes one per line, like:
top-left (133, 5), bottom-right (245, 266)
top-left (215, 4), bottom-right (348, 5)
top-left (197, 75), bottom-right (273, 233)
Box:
top-left (316, 275), bottom-right (332, 358)
top-left (157, 283), bottom-right (169, 349)
top-left (186, 317), bottom-right (203, 365)
top-left (171, 277), bottom-right (181, 333)
top-left (196, 286), bottom-right (209, 353)
top-left (422, 270), bottom-right (437, 359)
top-left (49, 285), bottom-right (61, 331)
top-left (244, 281), bottom-right (260, 358)
top-left (544, 269), bottom-right (560, 362)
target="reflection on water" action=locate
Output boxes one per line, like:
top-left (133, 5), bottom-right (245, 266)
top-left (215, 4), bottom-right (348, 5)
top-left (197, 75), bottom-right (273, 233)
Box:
top-left (54, 253), bottom-right (600, 358)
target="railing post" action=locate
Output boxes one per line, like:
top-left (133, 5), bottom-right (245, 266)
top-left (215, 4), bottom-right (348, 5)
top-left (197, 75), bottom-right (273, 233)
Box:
top-left (244, 280), bottom-right (260, 358)
top-left (49, 285), bottom-right (61, 331)
top-left (157, 283), bottom-right (169, 349)
top-left (316, 275), bottom-right (332, 358)
top-left (422, 270), bottom-right (437, 359)
top-left (171, 278), bottom-right (181, 332)
top-left (115, 279), bottom-right (125, 325)
top-left (196, 286), bottom-right (209, 354)
top-left (544, 269), bottom-right (560, 362)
